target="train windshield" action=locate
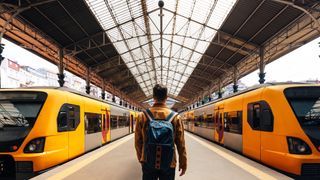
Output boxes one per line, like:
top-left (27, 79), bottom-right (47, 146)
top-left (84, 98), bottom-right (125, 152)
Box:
top-left (0, 91), bottom-right (47, 152)
top-left (284, 87), bottom-right (320, 126)
top-left (0, 92), bottom-right (47, 128)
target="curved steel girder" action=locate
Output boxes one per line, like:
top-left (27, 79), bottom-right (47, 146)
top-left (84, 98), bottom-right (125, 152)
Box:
top-left (162, 7), bottom-right (259, 49)
top-left (100, 68), bottom-right (130, 81)
top-left (91, 55), bottom-right (120, 70)
top-left (188, 75), bottom-right (212, 84)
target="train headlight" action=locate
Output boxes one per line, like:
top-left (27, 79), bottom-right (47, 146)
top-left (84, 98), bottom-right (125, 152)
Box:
top-left (24, 137), bottom-right (45, 153)
top-left (287, 137), bottom-right (311, 155)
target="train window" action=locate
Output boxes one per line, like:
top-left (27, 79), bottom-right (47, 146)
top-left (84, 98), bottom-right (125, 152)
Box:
top-left (194, 116), bottom-right (199, 127)
top-left (253, 104), bottom-right (260, 129)
top-left (85, 113), bottom-right (102, 134)
top-left (248, 101), bottom-right (273, 132)
top-left (207, 114), bottom-right (214, 129)
top-left (57, 104), bottom-right (80, 132)
top-left (58, 112), bottom-right (68, 132)
top-left (110, 115), bottom-right (118, 129)
top-left (224, 111), bottom-right (242, 134)
top-left (118, 116), bottom-right (127, 128)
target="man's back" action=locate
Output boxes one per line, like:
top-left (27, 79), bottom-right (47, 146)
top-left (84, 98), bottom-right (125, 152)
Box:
top-left (135, 103), bottom-right (187, 180)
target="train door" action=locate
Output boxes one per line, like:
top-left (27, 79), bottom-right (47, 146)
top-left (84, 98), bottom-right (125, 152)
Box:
top-left (214, 105), bottom-right (224, 144)
top-left (101, 107), bottom-right (110, 143)
top-left (130, 114), bottom-right (134, 133)
top-left (242, 90), bottom-right (262, 161)
top-left (57, 97), bottom-right (83, 160)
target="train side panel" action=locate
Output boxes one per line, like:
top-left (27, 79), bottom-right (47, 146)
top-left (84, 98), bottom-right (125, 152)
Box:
top-left (223, 95), bottom-right (243, 152)
top-left (83, 98), bottom-right (103, 152)
top-left (261, 86), bottom-right (320, 175)
top-left (66, 92), bottom-right (85, 160)
top-left (10, 90), bottom-right (69, 172)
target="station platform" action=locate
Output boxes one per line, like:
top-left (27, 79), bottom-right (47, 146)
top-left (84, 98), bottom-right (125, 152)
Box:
top-left (32, 132), bottom-right (291, 180)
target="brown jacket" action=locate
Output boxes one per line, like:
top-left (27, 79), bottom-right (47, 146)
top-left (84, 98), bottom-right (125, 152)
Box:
top-left (134, 103), bottom-right (187, 170)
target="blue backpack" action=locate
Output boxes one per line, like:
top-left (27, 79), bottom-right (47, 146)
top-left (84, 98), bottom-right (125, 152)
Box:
top-left (144, 108), bottom-right (177, 170)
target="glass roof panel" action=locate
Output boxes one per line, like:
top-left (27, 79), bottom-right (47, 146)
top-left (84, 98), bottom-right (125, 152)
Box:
top-left (85, 0), bottom-right (237, 97)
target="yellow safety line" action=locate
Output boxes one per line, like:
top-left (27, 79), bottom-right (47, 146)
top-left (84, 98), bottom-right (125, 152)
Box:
top-left (46, 135), bottom-right (133, 180)
top-left (186, 133), bottom-right (278, 180)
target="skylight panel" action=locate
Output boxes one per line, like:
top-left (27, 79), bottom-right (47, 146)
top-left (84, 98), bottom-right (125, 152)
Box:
top-left (85, 0), bottom-right (237, 97)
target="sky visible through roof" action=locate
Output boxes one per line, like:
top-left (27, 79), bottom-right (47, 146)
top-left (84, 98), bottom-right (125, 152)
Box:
top-left (85, 0), bottom-right (237, 97)
top-left (2, 35), bottom-right (319, 96)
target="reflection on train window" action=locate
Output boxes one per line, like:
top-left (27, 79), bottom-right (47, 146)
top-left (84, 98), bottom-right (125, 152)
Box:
top-left (206, 114), bottom-right (214, 128)
top-left (110, 115), bottom-right (118, 129)
top-left (224, 111), bottom-right (242, 134)
top-left (194, 116), bottom-right (202, 127)
top-left (57, 104), bottom-right (80, 132)
top-left (194, 114), bottom-right (214, 129)
top-left (253, 104), bottom-right (260, 129)
top-left (118, 116), bottom-right (128, 128)
top-left (248, 101), bottom-right (273, 132)
top-left (85, 113), bottom-right (102, 134)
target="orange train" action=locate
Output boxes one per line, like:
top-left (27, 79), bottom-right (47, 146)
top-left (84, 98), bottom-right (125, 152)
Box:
top-left (0, 87), bottom-right (137, 178)
top-left (181, 83), bottom-right (320, 176)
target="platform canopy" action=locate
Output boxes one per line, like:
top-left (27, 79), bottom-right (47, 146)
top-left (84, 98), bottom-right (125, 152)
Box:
top-left (85, 0), bottom-right (237, 97)
top-left (0, 0), bottom-right (319, 109)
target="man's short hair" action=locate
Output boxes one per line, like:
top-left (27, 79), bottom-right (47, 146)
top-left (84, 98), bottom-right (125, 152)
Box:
top-left (153, 84), bottom-right (167, 102)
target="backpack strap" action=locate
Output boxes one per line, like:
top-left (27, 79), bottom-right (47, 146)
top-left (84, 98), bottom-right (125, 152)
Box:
top-left (144, 108), bottom-right (154, 121)
top-left (166, 111), bottom-right (178, 123)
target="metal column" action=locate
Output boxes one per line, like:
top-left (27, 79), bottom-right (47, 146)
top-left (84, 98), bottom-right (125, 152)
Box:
top-left (259, 47), bottom-right (266, 84)
top-left (218, 79), bottom-right (222, 98)
top-left (159, 0), bottom-right (164, 84)
top-left (57, 49), bottom-right (65, 87)
top-left (233, 66), bottom-right (238, 93)
top-left (101, 80), bottom-right (106, 100)
top-left (86, 68), bottom-right (91, 94)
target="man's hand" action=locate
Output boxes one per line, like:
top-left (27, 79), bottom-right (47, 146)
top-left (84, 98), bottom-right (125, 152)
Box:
top-left (179, 167), bottom-right (186, 176)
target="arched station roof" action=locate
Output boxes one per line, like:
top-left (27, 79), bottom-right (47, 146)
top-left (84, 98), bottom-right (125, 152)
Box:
top-left (0, 0), bottom-right (319, 109)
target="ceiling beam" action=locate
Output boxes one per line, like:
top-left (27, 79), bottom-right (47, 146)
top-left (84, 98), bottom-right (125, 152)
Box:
top-left (91, 55), bottom-right (121, 73)
top-left (141, 0), bottom-right (157, 83)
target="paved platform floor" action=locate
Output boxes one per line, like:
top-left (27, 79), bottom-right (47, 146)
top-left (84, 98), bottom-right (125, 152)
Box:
top-left (33, 132), bottom-right (292, 180)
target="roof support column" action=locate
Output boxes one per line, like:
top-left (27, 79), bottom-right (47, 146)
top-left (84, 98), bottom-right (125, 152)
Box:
top-left (218, 79), bottom-right (222, 99)
top-left (101, 80), bottom-right (106, 100)
top-left (259, 47), bottom-right (266, 84)
top-left (233, 66), bottom-right (238, 93)
top-left (57, 49), bottom-right (65, 87)
top-left (86, 68), bottom-right (91, 94)
top-left (159, 0), bottom-right (164, 83)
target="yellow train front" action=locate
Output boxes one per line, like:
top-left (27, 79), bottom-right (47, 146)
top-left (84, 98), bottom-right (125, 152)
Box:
top-left (0, 87), bottom-right (137, 178)
top-left (182, 83), bottom-right (320, 177)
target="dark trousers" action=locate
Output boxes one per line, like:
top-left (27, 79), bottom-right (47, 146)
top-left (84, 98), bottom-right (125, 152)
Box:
top-left (142, 165), bottom-right (175, 180)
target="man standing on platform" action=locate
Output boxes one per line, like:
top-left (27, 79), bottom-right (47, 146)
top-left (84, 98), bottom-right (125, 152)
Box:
top-left (135, 84), bottom-right (187, 180)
